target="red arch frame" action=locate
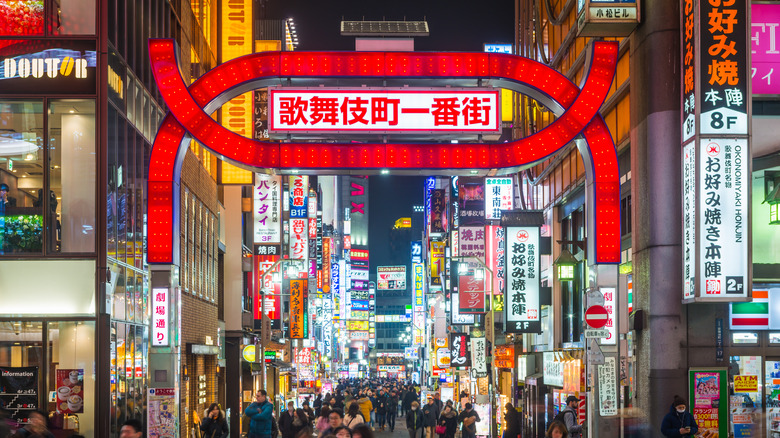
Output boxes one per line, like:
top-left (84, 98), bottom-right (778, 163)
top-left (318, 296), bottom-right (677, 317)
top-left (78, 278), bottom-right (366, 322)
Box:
top-left (148, 40), bottom-right (620, 265)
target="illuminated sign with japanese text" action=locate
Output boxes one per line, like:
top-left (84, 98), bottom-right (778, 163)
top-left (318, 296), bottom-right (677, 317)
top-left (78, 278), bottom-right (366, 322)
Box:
top-left (289, 279), bottom-right (307, 339)
top-left (254, 174), bottom-right (281, 244)
top-left (485, 177), bottom-right (513, 220)
top-left (601, 287), bottom-right (617, 345)
top-left (289, 176), bottom-right (309, 218)
top-left (377, 266), bottom-right (406, 290)
top-left (147, 40), bottom-right (621, 267)
top-left (485, 225), bottom-right (506, 296)
top-left (752, 4), bottom-right (780, 94)
top-left (413, 263), bottom-right (425, 345)
top-left (269, 88), bottom-right (500, 134)
top-left (459, 226), bottom-right (486, 259)
top-left (449, 333), bottom-right (471, 367)
top-left (429, 241), bottom-right (446, 286)
top-left (505, 226), bottom-right (541, 333)
top-left (471, 337), bottom-right (487, 378)
top-left (152, 288), bottom-right (170, 346)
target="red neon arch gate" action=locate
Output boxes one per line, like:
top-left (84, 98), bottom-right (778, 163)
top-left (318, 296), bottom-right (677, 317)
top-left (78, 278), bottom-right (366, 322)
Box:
top-left (148, 40), bottom-right (620, 265)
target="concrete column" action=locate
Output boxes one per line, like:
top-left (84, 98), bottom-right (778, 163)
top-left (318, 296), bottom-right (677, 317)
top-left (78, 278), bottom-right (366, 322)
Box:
top-left (630, 0), bottom-right (685, 434)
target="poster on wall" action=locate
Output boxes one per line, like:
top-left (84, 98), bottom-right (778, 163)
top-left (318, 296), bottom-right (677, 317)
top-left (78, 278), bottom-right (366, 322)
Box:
top-left (55, 369), bottom-right (84, 413)
top-left (689, 368), bottom-right (728, 438)
top-left (0, 367), bottom-right (38, 423)
top-left (597, 358), bottom-right (617, 417)
top-left (148, 388), bottom-right (178, 438)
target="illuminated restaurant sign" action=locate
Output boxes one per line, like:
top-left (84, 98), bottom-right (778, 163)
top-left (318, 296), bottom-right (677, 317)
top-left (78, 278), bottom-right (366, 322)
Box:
top-left (505, 226), bottom-right (541, 333)
top-left (681, 0), bottom-right (750, 302)
top-left (0, 42), bottom-right (97, 94)
top-left (289, 279), bottom-right (308, 339)
top-left (269, 88), bottom-right (500, 134)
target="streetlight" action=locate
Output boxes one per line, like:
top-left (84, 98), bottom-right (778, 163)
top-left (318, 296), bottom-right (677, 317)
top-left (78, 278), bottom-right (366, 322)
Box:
top-left (554, 248), bottom-right (578, 281)
top-left (255, 258), bottom-right (305, 391)
top-left (450, 255), bottom-right (496, 437)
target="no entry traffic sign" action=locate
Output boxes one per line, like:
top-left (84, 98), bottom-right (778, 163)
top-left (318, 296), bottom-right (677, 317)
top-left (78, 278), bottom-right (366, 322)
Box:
top-left (585, 305), bottom-right (609, 329)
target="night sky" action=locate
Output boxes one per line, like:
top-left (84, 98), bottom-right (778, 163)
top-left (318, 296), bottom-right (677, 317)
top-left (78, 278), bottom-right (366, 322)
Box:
top-left (264, 0), bottom-right (516, 52)
top-left (264, 0), bottom-right (515, 267)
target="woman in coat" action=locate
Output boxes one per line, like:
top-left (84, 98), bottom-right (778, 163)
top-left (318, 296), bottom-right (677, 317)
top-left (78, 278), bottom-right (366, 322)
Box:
top-left (344, 402), bottom-right (366, 429)
top-left (201, 403), bottom-right (229, 438)
top-left (438, 404), bottom-right (458, 438)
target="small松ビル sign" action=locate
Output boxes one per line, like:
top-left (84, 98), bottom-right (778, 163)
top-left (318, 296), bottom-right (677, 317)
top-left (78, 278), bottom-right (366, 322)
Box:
top-left (269, 88), bottom-right (500, 134)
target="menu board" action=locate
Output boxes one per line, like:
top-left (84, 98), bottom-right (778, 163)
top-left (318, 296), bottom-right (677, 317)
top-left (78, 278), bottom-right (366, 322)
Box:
top-left (55, 369), bottom-right (84, 413)
top-left (0, 366), bottom-right (38, 423)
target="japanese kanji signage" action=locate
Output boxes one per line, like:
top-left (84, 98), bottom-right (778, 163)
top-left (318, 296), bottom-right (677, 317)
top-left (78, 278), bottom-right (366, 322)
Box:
top-left (450, 333), bottom-right (471, 367)
top-left (413, 262), bottom-right (426, 345)
top-left (430, 241), bottom-right (446, 286)
top-left (152, 287), bottom-right (170, 346)
top-left (682, 0), bottom-right (749, 139)
top-left (255, 255), bottom-right (282, 330)
top-left (485, 177), bottom-right (513, 220)
top-left (430, 189), bottom-right (447, 234)
top-left (494, 345), bottom-right (515, 369)
top-left (485, 225), bottom-right (506, 296)
top-left (289, 176), bottom-right (308, 218)
top-left (577, 0), bottom-right (640, 37)
top-left (752, 4), bottom-right (780, 95)
top-left (451, 292), bottom-right (476, 325)
top-left (683, 138), bottom-right (750, 302)
top-left (459, 226), bottom-right (486, 259)
top-left (269, 88), bottom-right (500, 134)
top-left (681, 0), bottom-right (751, 302)
top-left (601, 287), bottom-right (617, 345)
top-left (458, 273), bottom-right (486, 314)
top-left (598, 357), bottom-right (618, 417)
top-left (289, 279), bottom-right (307, 339)
top-left (505, 226), bottom-right (541, 333)
top-left (458, 177), bottom-right (486, 226)
top-left (253, 174), bottom-right (281, 244)
top-left (289, 218), bottom-right (309, 261)
top-left (470, 337), bottom-right (488, 378)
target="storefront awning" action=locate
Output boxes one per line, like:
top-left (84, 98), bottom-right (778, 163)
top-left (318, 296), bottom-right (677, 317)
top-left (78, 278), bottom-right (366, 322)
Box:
top-left (268, 360), bottom-right (295, 373)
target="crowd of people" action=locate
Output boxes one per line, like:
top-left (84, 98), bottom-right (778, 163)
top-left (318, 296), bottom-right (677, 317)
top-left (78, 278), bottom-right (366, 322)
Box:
top-left (243, 378), bottom-right (537, 438)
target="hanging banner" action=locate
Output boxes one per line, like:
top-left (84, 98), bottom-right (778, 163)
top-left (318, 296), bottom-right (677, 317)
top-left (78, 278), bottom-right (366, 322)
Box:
top-left (601, 287), bottom-right (617, 346)
top-left (505, 226), bottom-right (541, 333)
top-left (152, 287), bottom-right (170, 346)
top-left (289, 217), bottom-right (309, 261)
top-left (451, 292), bottom-right (476, 324)
top-left (458, 177), bottom-right (485, 226)
top-left (459, 225), bottom-right (486, 259)
top-left (430, 189), bottom-right (447, 234)
top-left (485, 224), bottom-right (506, 295)
top-left (689, 368), bottom-right (728, 438)
top-left (494, 345), bottom-right (515, 369)
top-left (253, 174), bottom-right (282, 244)
top-left (289, 176), bottom-right (309, 218)
top-left (255, 255), bottom-right (281, 330)
top-left (430, 241), bottom-right (445, 286)
top-left (413, 262), bottom-right (426, 345)
top-left (470, 337), bottom-right (488, 378)
top-left (289, 279), bottom-right (307, 339)
top-left (598, 357), bottom-right (618, 417)
top-left (485, 177), bottom-right (513, 220)
top-left (458, 273), bottom-right (486, 314)
top-left (450, 333), bottom-right (471, 367)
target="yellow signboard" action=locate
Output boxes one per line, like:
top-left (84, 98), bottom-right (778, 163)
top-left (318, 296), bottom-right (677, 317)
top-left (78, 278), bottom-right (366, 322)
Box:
top-left (347, 320), bottom-right (369, 331)
top-left (733, 375), bottom-right (758, 393)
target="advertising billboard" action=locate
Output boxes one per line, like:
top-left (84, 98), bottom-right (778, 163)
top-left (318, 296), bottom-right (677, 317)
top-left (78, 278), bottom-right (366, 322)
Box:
top-left (377, 266), bottom-right (407, 290)
top-left (505, 226), bottom-right (541, 333)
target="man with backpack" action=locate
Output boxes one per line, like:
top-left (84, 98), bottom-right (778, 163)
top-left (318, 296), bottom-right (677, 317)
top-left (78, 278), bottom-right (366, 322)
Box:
top-left (553, 396), bottom-right (584, 438)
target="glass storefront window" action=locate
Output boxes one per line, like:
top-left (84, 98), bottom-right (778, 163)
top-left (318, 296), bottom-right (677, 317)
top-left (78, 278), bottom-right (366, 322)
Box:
top-left (48, 99), bottom-right (96, 253)
top-left (0, 321), bottom-right (44, 425)
top-left (47, 321), bottom-right (95, 437)
top-left (51, 0), bottom-right (96, 35)
top-left (729, 356), bottom-right (762, 437)
top-left (770, 333), bottom-right (780, 344)
top-left (0, 0), bottom-right (45, 36)
top-left (733, 332), bottom-right (759, 344)
top-left (0, 100), bottom-right (44, 254)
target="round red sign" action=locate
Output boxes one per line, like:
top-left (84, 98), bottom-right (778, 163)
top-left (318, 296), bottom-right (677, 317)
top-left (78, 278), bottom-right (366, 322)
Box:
top-left (584, 305), bottom-right (609, 329)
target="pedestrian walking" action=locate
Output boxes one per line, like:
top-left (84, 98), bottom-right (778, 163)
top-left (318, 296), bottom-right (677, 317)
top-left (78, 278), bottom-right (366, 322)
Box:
top-left (351, 424), bottom-right (374, 438)
top-left (552, 396), bottom-right (583, 438)
top-left (545, 421), bottom-right (568, 438)
top-left (316, 406), bottom-right (332, 435)
top-left (344, 402), bottom-right (365, 429)
top-left (457, 403), bottom-right (480, 438)
top-left (438, 405), bottom-right (458, 438)
top-left (406, 402), bottom-right (424, 438)
top-left (386, 391), bottom-right (398, 432)
top-left (11, 411), bottom-right (55, 438)
top-left (314, 394), bottom-right (324, 418)
top-left (503, 403), bottom-right (520, 438)
top-left (422, 397), bottom-right (438, 438)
